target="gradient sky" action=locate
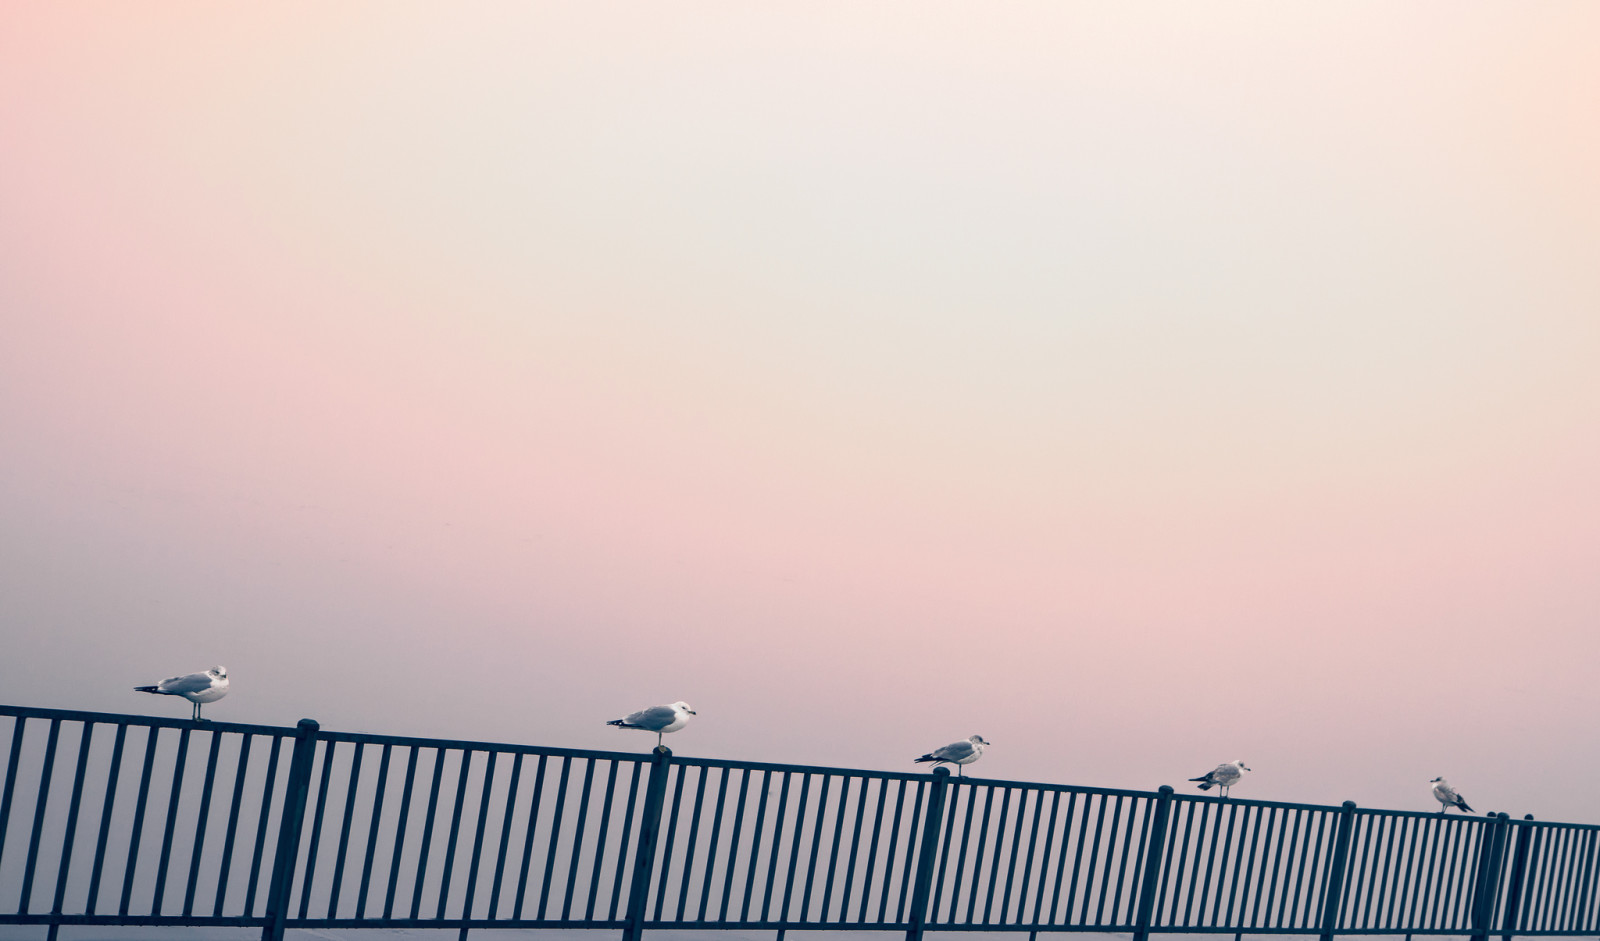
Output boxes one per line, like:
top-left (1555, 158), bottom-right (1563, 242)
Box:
top-left (2, 3), bottom-right (1598, 824)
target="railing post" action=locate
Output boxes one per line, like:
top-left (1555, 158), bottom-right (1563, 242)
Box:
top-left (1499, 815), bottom-right (1535, 941)
top-left (1132, 786), bottom-right (1175, 941)
top-left (1317, 801), bottom-right (1357, 941)
top-left (1471, 813), bottom-right (1512, 941)
top-left (904, 767), bottom-right (951, 941)
top-left (622, 746), bottom-right (673, 941)
top-left (261, 719), bottom-right (320, 941)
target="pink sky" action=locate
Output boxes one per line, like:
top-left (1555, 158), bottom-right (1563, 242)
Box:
top-left (2, 3), bottom-right (1598, 823)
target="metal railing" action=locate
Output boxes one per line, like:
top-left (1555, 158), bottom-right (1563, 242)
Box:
top-left (1, 704), bottom-right (1596, 940)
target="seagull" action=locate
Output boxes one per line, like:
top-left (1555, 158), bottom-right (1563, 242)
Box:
top-left (914, 735), bottom-right (990, 776)
top-left (135, 666), bottom-right (229, 721)
top-left (1430, 777), bottom-right (1474, 813)
top-left (606, 701), bottom-right (696, 748)
top-left (1189, 759), bottom-right (1250, 798)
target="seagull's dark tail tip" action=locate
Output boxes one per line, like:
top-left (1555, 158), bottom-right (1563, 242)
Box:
top-left (134, 686), bottom-right (160, 694)
top-left (1193, 781), bottom-right (1214, 790)
top-left (605, 719), bottom-right (627, 728)
top-left (914, 756), bottom-right (935, 763)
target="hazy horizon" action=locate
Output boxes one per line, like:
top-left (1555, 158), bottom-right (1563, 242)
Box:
top-left (3, 1), bottom-right (1598, 832)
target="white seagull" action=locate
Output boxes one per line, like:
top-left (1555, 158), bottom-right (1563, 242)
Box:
top-left (1430, 777), bottom-right (1474, 813)
top-left (135, 666), bottom-right (229, 721)
top-left (606, 701), bottom-right (696, 748)
top-left (1190, 759), bottom-right (1250, 798)
top-left (914, 735), bottom-right (990, 776)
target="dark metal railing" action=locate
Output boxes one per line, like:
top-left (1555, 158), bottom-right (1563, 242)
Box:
top-left (2, 704), bottom-right (1597, 941)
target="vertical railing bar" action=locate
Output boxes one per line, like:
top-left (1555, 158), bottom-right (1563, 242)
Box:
top-left (149, 724), bottom-right (189, 916)
top-left (759, 771), bottom-right (792, 922)
top-left (1375, 815), bottom-right (1402, 929)
top-left (903, 767), bottom-right (950, 941)
top-left (1030, 791), bottom-right (1061, 925)
top-left (433, 749), bottom-right (475, 920)
top-left (871, 779), bottom-right (903, 923)
top-left (1536, 826), bottom-right (1561, 932)
top-left (895, 780), bottom-right (927, 923)
top-left (48, 722), bottom-right (95, 924)
top-left (1451, 817), bottom-right (1483, 930)
top-left (1223, 802), bottom-right (1254, 926)
top-left (978, 786), bottom-right (1010, 924)
top-left (214, 732), bottom-right (255, 917)
top-left (0, 717), bottom-right (28, 880)
top-left (740, 768), bottom-right (774, 923)
top-left (560, 757), bottom-right (596, 921)
top-left (1472, 815), bottom-right (1511, 941)
top-left (261, 718), bottom-right (321, 941)
top-left (355, 743), bottom-right (393, 919)
top-left (1415, 813), bottom-right (1446, 928)
top-left (1235, 805), bottom-right (1264, 929)
top-left (1093, 794), bottom-right (1123, 926)
top-left (1548, 826), bottom-right (1572, 931)
top-left (819, 776), bottom-right (854, 922)
top-left (943, 783), bottom-right (978, 922)
top-left (355, 742), bottom-right (392, 921)
top-left (1570, 829), bottom-right (1596, 932)
top-left (458, 750), bottom-right (499, 936)
top-left (584, 758), bottom-right (619, 921)
top-left (966, 784), bottom-right (997, 922)
top-left (1296, 809), bottom-right (1329, 928)
top-left (1277, 807), bottom-right (1307, 927)
top-left (383, 746), bottom-right (420, 920)
top-left (695, 766), bottom-right (729, 922)
top-left (674, 764), bottom-right (710, 922)
top-left (1047, 792), bottom-right (1079, 924)
top-left (326, 740), bottom-right (366, 918)
top-left (837, 775), bottom-right (871, 921)
top-left (1383, 815), bottom-right (1411, 928)
top-left (928, 781), bottom-right (961, 921)
top-left (1015, 790), bottom-right (1045, 924)
top-left (87, 723), bottom-right (128, 916)
top-left (1519, 824), bottom-right (1543, 932)
top-left (409, 748), bottom-right (448, 920)
top-left (779, 772), bottom-right (814, 922)
top-left (1112, 792), bottom-right (1149, 926)
top-left (800, 774), bottom-right (835, 921)
top-left (512, 754), bottom-right (549, 921)
top-left (535, 755), bottom-right (572, 920)
top-left (717, 768), bottom-right (751, 923)
top-left (1533, 826), bottom-right (1557, 930)
top-left (1068, 790), bottom-right (1101, 924)
top-left (1435, 817), bottom-right (1465, 928)
top-left (651, 761), bottom-right (690, 921)
top-left (1367, 814), bottom-right (1395, 929)
top-left (181, 728), bottom-right (223, 916)
top-left (1162, 800), bottom-right (1194, 926)
top-left (1264, 805), bottom-right (1294, 927)
top-left (607, 759), bottom-right (642, 922)
top-left (17, 719), bottom-right (60, 915)
top-left (1000, 787), bottom-right (1030, 923)
top-left (1180, 799), bottom-right (1210, 926)
top-left (242, 734), bottom-right (282, 918)
top-left (1396, 811), bottom-right (1426, 929)
top-left (1246, 807), bottom-right (1276, 928)
top-left (1558, 826), bottom-right (1581, 930)
top-left (1463, 818), bottom-right (1490, 930)
top-left (1198, 797), bottom-right (1227, 927)
top-left (296, 738), bottom-right (337, 920)
top-left (1347, 814), bottom-right (1375, 929)
top-left (984, 788), bottom-right (1015, 924)
top-left (487, 752), bottom-right (524, 920)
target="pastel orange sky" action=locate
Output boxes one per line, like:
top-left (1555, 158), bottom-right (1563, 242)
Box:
top-left (2, 3), bottom-right (1597, 822)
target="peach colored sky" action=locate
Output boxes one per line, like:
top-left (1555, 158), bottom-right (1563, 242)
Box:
top-left (2, 3), bottom-right (1598, 822)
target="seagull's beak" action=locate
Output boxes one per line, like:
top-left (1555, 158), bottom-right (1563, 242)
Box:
top-left (687, 710), bottom-right (697, 715)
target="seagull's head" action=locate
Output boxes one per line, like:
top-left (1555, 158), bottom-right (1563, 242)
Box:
top-left (211, 666), bottom-right (228, 679)
top-left (971, 735), bottom-right (990, 746)
top-left (1431, 777), bottom-right (1446, 785)
top-left (673, 701), bottom-right (697, 715)
top-left (1235, 760), bottom-right (1250, 772)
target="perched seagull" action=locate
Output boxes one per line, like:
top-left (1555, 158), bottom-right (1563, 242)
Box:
top-left (1190, 760), bottom-right (1250, 798)
top-left (914, 735), bottom-right (991, 776)
top-left (135, 666), bottom-right (229, 721)
top-left (1431, 777), bottom-right (1474, 813)
top-left (606, 701), bottom-right (696, 748)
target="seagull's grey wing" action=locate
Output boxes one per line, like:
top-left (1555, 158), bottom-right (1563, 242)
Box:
top-left (625, 705), bottom-right (680, 731)
top-left (934, 741), bottom-right (977, 762)
top-left (158, 672), bottom-right (214, 694)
